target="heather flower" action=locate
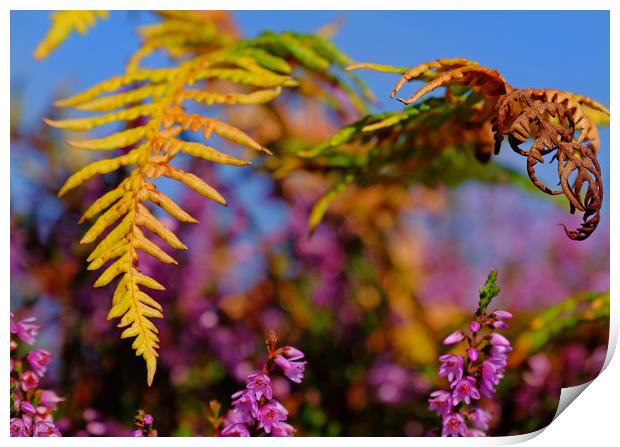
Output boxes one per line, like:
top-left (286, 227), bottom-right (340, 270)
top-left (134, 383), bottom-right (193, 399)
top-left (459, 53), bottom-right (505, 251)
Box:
top-left (280, 346), bottom-right (304, 360)
top-left (428, 390), bottom-right (452, 417)
top-left (20, 401), bottom-right (37, 415)
top-left (222, 331), bottom-right (306, 437)
top-left (274, 355), bottom-right (306, 383)
top-left (221, 423), bottom-right (250, 437)
top-left (467, 347), bottom-right (479, 362)
top-left (33, 421), bottom-right (61, 437)
top-left (10, 313), bottom-right (63, 437)
top-left (438, 354), bottom-right (464, 382)
top-left (247, 373), bottom-right (273, 401)
top-left (231, 389), bottom-right (259, 420)
top-left (38, 390), bottom-right (64, 410)
top-left (10, 417), bottom-right (29, 437)
top-left (492, 310), bottom-right (513, 320)
top-left (131, 410), bottom-right (157, 437)
top-left (443, 331), bottom-right (465, 345)
top-left (467, 407), bottom-right (492, 431)
top-left (428, 270), bottom-right (511, 437)
top-left (257, 401), bottom-right (288, 434)
top-left (451, 377), bottom-right (480, 405)
top-left (489, 333), bottom-right (510, 347)
top-left (442, 413), bottom-right (467, 437)
top-left (20, 371), bottom-right (39, 392)
top-left (271, 421), bottom-right (296, 436)
top-left (27, 349), bottom-right (53, 377)
top-left (11, 315), bottom-right (40, 345)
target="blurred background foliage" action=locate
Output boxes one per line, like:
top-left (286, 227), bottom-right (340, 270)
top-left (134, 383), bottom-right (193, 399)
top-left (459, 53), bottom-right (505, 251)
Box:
top-left (10, 10), bottom-right (609, 436)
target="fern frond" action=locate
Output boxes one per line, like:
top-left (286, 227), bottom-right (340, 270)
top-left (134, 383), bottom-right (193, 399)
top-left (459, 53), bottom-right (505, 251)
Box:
top-left (49, 46), bottom-right (298, 385)
top-left (44, 11), bottom-right (372, 384)
top-left (512, 292), bottom-right (609, 364)
top-left (309, 58), bottom-right (608, 240)
top-left (34, 10), bottom-right (108, 60)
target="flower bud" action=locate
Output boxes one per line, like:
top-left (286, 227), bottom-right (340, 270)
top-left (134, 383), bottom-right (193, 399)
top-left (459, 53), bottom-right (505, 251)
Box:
top-left (443, 331), bottom-right (465, 345)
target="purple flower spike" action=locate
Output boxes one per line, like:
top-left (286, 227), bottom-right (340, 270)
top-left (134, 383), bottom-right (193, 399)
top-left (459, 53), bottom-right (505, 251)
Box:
top-left (442, 413), bottom-right (468, 437)
top-left (438, 354), bottom-right (464, 383)
top-left (223, 334), bottom-right (306, 436)
top-left (443, 331), bottom-right (465, 345)
top-left (452, 377), bottom-right (480, 405)
top-left (246, 373), bottom-right (273, 401)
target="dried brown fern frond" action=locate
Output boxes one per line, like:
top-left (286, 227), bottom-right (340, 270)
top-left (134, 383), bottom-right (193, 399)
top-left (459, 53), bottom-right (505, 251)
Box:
top-left (349, 58), bottom-right (608, 240)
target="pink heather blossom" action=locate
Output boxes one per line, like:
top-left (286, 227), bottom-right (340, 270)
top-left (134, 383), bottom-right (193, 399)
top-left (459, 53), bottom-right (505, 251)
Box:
top-left (32, 421), bottom-right (61, 437)
top-left (468, 407), bottom-right (492, 431)
top-left (492, 320), bottom-right (509, 329)
top-left (452, 377), bottom-right (481, 405)
top-left (12, 316), bottom-right (40, 345)
top-left (271, 421), bottom-right (296, 437)
top-left (130, 430), bottom-right (144, 437)
top-left (20, 371), bottom-right (40, 392)
top-left (20, 401), bottom-right (37, 414)
top-left (10, 417), bottom-right (30, 437)
top-left (274, 355), bottom-right (306, 383)
top-left (280, 346), bottom-right (304, 360)
top-left (38, 390), bottom-right (65, 410)
top-left (428, 272), bottom-right (512, 437)
top-left (442, 413), bottom-right (468, 437)
top-left (443, 331), bottom-right (465, 345)
top-left (221, 423), bottom-right (250, 437)
top-left (222, 335), bottom-right (306, 437)
top-left (231, 389), bottom-right (258, 421)
top-left (10, 313), bottom-right (64, 437)
top-left (246, 373), bottom-right (273, 401)
top-left (257, 401), bottom-right (288, 434)
top-left (27, 349), bottom-right (53, 377)
top-left (143, 414), bottom-right (154, 425)
top-left (438, 354), bottom-right (464, 383)
top-left (467, 347), bottom-right (479, 362)
top-left (492, 310), bottom-right (513, 320)
top-left (489, 333), bottom-right (510, 346)
top-left (428, 390), bottom-right (452, 417)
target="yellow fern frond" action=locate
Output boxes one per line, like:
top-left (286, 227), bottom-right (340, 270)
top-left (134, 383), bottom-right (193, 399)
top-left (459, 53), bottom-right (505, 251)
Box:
top-left (48, 44), bottom-right (298, 385)
top-left (34, 10), bottom-right (108, 60)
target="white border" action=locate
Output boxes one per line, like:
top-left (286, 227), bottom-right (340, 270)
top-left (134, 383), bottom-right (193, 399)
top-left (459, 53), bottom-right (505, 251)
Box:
top-left (3, 1), bottom-right (617, 445)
